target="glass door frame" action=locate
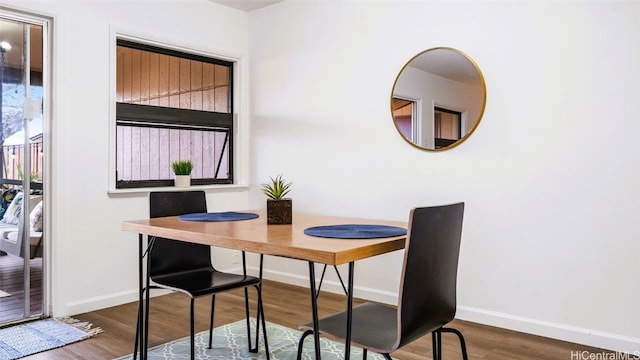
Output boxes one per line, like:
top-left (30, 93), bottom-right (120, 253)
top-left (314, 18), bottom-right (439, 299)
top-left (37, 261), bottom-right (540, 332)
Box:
top-left (0, 6), bottom-right (50, 326)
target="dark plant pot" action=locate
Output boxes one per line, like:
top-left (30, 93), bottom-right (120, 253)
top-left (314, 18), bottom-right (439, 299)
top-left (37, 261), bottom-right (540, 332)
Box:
top-left (267, 199), bottom-right (292, 224)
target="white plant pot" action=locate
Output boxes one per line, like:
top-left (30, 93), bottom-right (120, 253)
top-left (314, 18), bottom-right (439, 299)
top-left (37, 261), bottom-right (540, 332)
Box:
top-left (174, 175), bottom-right (191, 188)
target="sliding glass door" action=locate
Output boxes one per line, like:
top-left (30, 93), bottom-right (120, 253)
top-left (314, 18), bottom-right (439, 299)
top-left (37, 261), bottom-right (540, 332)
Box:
top-left (0, 9), bottom-right (48, 326)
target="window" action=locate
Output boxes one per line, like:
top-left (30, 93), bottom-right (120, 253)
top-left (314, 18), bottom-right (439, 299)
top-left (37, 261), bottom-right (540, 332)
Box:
top-left (115, 39), bottom-right (233, 189)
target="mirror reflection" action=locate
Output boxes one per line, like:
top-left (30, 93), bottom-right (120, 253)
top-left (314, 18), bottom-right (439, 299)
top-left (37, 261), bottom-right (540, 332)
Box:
top-left (391, 47), bottom-right (486, 150)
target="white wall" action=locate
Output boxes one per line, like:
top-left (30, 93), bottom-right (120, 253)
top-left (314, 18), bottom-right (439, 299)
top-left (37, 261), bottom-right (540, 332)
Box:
top-left (2, 0), bottom-right (252, 315)
top-left (248, 0), bottom-right (640, 353)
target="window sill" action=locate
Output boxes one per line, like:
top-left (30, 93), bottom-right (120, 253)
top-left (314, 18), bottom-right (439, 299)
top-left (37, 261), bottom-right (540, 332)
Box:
top-left (107, 183), bottom-right (249, 196)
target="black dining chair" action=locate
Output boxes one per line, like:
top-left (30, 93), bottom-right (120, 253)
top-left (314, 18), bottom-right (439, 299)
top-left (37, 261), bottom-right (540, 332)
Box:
top-left (135, 190), bottom-right (269, 360)
top-left (297, 202), bottom-right (467, 360)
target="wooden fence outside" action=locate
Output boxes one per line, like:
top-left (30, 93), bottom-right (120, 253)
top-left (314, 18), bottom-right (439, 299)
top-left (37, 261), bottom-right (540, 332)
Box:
top-left (1, 135), bottom-right (43, 182)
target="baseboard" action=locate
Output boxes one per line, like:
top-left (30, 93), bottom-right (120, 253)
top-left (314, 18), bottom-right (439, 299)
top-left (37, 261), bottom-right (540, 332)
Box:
top-left (456, 306), bottom-right (640, 354)
top-left (258, 267), bottom-right (640, 354)
top-left (65, 266), bottom-right (640, 355)
top-left (64, 288), bottom-right (170, 316)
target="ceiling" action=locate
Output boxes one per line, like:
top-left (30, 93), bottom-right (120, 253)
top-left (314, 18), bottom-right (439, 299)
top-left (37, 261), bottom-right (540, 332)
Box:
top-left (408, 49), bottom-right (482, 86)
top-left (210, 0), bottom-right (283, 12)
top-left (1, 5), bottom-right (479, 88)
top-left (0, 1), bottom-right (282, 71)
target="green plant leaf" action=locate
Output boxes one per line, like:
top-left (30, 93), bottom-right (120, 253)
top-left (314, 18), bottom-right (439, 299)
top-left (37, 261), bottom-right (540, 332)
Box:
top-left (171, 160), bottom-right (193, 175)
top-left (261, 174), bottom-right (292, 200)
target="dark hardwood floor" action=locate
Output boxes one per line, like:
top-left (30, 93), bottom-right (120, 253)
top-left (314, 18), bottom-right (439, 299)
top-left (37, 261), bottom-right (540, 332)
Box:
top-left (0, 254), bottom-right (43, 324)
top-left (18, 279), bottom-right (614, 360)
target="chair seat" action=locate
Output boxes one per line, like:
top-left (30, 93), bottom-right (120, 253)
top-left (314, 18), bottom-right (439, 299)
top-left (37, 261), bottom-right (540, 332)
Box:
top-left (152, 268), bottom-right (261, 297)
top-left (300, 302), bottom-right (399, 353)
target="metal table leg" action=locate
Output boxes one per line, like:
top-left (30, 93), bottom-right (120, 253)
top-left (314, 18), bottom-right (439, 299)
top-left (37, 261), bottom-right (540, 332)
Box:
top-left (143, 237), bottom-right (152, 360)
top-left (133, 235), bottom-right (142, 360)
top-left (133, 234), bottom-right (152, 360)
top-left (307, 262), bottom-right (322, 359)
top-left (344, 261), bottom-right (354, 360)
top-left (303, 261), bottom-right (355, 360)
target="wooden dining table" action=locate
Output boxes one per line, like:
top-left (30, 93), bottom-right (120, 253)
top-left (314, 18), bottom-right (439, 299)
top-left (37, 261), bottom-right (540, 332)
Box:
top-left (121, 210), bottom-right (407, 359)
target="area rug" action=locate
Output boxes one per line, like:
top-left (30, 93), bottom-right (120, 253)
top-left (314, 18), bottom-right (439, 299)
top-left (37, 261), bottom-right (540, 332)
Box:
top-left (116, 318), bottom-right (392, 360)
top-left (0, 317), bottom-right (103, 360)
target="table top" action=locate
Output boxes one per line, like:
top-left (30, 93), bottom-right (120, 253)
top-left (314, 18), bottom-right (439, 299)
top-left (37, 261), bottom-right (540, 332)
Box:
top-left (121, 210), bottom-right (407, 265)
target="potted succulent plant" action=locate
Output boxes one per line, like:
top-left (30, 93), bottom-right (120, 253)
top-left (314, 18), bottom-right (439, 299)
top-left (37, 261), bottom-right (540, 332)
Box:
top-left (172, 160), bottom-right (193, 188)
top-left (261, 174), bottom-right (292, 224)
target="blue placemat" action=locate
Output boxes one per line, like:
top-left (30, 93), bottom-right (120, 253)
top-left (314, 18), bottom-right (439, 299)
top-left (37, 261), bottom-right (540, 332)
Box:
top-left (179, 212), bottom-right (259, 222)
top-left (304, 224), bottom-right (407, 239)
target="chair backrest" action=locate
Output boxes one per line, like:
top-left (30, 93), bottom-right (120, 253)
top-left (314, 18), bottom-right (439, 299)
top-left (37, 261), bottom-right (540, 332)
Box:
top-left (148, 191), bottom-right (210, 277)
top-left (396, 202), bottom-right (465, 349)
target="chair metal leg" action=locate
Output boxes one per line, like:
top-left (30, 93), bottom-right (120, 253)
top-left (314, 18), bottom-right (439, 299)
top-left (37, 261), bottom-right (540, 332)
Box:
top-left (382, 354), bottom-right (392, 360)
top-left (135, 285), bottom-right (162, 360)
top-left (208, 294), bottom-right (216, 349)
top-left (190, 298), bottom-right (195, 360)
top-left (143, 241), bottom-right (153, 360)
top-left (362, 348), bottom-right (367, 359)
top-left (431, 331), bottom-right (438, 360)
top-left (133, 293), bottom-right (140, 360)
top-left (296, 329), bottom-right (314, 360)
top-left (440, 327), bottom-right (469, 360)
top-left (134, 235), bottom-right (147, 360)
top-left (432, 329), bottom-right (443, 360)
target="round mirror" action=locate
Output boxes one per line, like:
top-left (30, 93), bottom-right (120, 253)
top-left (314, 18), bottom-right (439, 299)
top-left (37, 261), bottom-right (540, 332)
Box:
top-left (391, 47), bottom-right (486, 150)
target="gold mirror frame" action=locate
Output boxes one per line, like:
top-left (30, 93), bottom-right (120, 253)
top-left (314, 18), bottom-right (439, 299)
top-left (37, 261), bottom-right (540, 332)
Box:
top-left (391, 47), bottom-right (486, 151)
